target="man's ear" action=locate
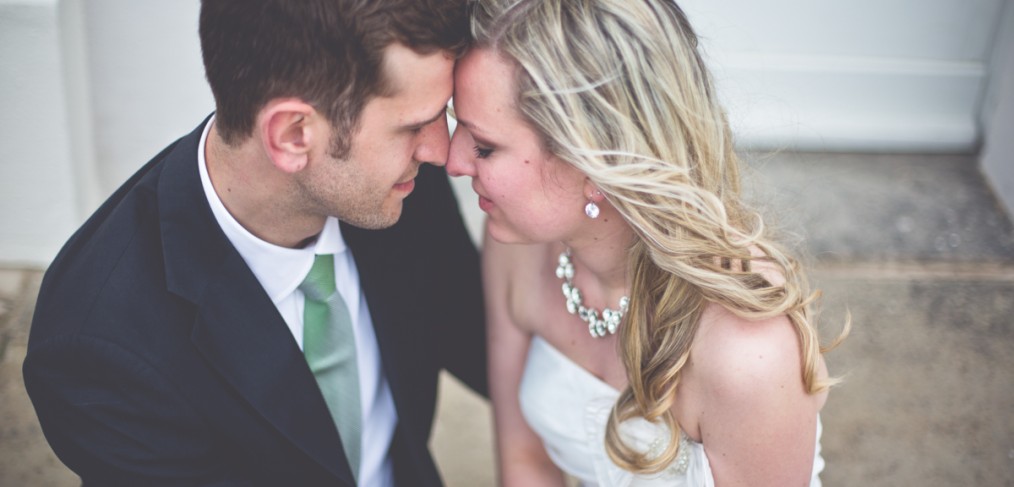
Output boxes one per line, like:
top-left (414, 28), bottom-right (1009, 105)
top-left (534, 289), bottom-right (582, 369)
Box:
top-left (258, 99), bottom-right (319, 173)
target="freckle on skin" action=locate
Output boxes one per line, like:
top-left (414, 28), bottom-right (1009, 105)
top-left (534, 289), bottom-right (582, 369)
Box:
top-left (524, 160), bottom-right (530, 164)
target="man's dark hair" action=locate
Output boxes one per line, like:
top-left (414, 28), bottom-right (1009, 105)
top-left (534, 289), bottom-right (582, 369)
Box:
top-left (199, 0), bottom-right (468, 155)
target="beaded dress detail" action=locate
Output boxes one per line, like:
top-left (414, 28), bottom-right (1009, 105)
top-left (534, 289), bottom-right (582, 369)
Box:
top-left (518, 335), bottom-right (825, 487)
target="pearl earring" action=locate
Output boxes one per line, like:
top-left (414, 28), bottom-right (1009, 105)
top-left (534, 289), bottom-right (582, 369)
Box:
top-left (584, 201), bottom-right (600, 219)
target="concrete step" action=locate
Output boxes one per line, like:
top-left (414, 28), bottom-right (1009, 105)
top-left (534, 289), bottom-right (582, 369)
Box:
top-left (743, 151), bottom-right (1014, 266)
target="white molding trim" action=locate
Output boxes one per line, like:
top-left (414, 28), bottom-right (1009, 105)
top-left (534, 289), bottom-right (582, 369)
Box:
top-left (981, 0), bottom-right (1014, 216)
top-left (709, 52), bottom-right (986, 152)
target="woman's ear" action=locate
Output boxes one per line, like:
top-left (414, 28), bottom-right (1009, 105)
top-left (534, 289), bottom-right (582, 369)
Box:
top-left (258, 99), bottom-right (318, 173)
top-left (584, 179), bottom-right (605, 202)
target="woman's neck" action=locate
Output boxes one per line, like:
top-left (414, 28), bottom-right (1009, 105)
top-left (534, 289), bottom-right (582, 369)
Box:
top-left (561, 204), bottom-right (636, 304)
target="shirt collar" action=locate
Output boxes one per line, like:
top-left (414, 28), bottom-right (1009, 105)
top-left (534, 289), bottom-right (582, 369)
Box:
top-left (198, 115), bottom-right (347, 304)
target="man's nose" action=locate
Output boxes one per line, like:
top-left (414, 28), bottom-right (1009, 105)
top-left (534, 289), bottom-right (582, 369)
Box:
top-left (414, 116), bottom-right (451, 167)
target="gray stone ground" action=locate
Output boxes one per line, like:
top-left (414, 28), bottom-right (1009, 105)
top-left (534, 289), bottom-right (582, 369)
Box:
top-left (2, 152), bottom-right (1012, 486)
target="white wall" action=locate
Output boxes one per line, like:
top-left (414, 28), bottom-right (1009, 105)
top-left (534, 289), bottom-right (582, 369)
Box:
top-left (0, 0), bottom-right (87, 266)
top-left (681, 0), bottom-right (1005, 152)
top-left (82, 0), bottom-right (212, 193)
top-left (0, 0), bottom-right (211, 266)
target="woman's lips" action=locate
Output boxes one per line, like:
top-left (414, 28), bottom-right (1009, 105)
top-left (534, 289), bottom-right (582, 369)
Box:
top-left (473, 183), bottom-right (493, 212)
top-left (478, 195), bottom-right (493, 212)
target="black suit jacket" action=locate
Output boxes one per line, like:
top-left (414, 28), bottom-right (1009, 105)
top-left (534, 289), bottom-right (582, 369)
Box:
top-left (23, 118), bottom-right (487, 486)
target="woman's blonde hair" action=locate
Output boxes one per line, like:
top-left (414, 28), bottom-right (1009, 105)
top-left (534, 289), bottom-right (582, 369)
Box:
top-left (470, 0), bottom-right (846, 474)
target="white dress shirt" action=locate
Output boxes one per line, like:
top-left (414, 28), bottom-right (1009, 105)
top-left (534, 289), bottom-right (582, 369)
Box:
top-left (198, 117), bottom-right (397, 487)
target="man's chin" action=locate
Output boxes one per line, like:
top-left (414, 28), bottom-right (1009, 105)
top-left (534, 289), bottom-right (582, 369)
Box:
top-left (338, 205), bottom-right (403, 230)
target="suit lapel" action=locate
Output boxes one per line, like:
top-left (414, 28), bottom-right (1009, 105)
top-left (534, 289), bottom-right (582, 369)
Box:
top-left (190, 254), bottom-right (353, 484)
top-left (341, 223), bottom-right (412, 413)
top-left (156, 119), bottom-right (354, 485)
top-left (343, 220), bottom-right (443, 485)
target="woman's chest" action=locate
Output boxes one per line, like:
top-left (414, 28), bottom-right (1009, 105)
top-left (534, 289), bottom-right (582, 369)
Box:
top-left (509, 271), bottom-right (629, 390)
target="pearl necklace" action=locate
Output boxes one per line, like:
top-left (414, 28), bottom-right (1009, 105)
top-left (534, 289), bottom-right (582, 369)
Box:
top-left (555, 249), bottom-right (630, 338)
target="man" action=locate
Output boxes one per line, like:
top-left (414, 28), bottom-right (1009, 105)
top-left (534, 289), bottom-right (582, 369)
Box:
top-left (23, 1), bottom-right (485, 486)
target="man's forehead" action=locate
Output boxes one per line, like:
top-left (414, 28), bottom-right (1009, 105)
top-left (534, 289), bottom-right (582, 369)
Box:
top-left (379, 42), bottom-right (455, 96)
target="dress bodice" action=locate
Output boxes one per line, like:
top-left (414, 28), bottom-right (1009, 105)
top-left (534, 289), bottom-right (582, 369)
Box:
top-left (518, 335), bottom-right (824, 487)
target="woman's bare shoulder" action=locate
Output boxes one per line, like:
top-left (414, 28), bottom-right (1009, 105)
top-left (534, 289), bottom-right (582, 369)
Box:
top-left (483, 234), bottom-right (553, 283)
top-left (690, 302), bottom-right (812, 402)
top-left (482, 231), bottom-right (556, 332)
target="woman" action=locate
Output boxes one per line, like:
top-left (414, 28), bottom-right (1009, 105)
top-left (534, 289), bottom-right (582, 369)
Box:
top-left (447, 0), bottom-right (846, 485)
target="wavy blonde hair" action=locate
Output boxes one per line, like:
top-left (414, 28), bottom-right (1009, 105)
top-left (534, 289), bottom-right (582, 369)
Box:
top-left (470, 0), bottom-right (846, 474)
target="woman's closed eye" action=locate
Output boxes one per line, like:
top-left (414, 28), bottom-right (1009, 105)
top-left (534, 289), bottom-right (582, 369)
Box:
top-left (473, 146), bottom-right (494, 159)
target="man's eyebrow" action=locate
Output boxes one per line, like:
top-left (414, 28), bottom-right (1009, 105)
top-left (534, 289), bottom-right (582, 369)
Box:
top-left (405, 107), bottom-right (449, 128)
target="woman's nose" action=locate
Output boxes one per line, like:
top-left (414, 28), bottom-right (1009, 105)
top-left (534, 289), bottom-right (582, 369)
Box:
top-left (446, 124), bottom-right (477, 178)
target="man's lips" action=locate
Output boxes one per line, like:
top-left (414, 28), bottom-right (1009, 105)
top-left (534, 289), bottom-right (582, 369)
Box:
top-left (393, 175), bottom-right (416, 193)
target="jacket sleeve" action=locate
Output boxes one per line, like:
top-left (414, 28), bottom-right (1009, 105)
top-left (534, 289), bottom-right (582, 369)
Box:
top-left (23, 334), bottom-right (256, 487)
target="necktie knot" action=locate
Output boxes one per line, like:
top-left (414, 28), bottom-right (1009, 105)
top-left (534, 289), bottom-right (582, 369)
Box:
top-left (300, 254), bottom-right (336, 302)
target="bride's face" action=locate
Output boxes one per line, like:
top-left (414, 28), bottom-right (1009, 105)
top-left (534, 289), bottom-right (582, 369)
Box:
top-left (447, 47), bottom-right (588, 244)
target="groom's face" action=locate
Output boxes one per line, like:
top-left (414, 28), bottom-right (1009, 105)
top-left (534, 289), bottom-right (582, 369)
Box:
top-left (296, 42), bottom-right (455, 229)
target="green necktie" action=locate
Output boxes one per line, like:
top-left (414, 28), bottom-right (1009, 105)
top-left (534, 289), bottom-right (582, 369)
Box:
top-left (300, 254), bottom-right (361, 480)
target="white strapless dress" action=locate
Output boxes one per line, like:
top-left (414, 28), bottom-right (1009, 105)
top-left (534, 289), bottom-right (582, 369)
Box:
top-left (518, 335), bottom-right (824, 487)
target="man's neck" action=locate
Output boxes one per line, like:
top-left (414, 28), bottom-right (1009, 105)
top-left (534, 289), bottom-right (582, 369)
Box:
top-left (204, 122), bottom-right (325, 249)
